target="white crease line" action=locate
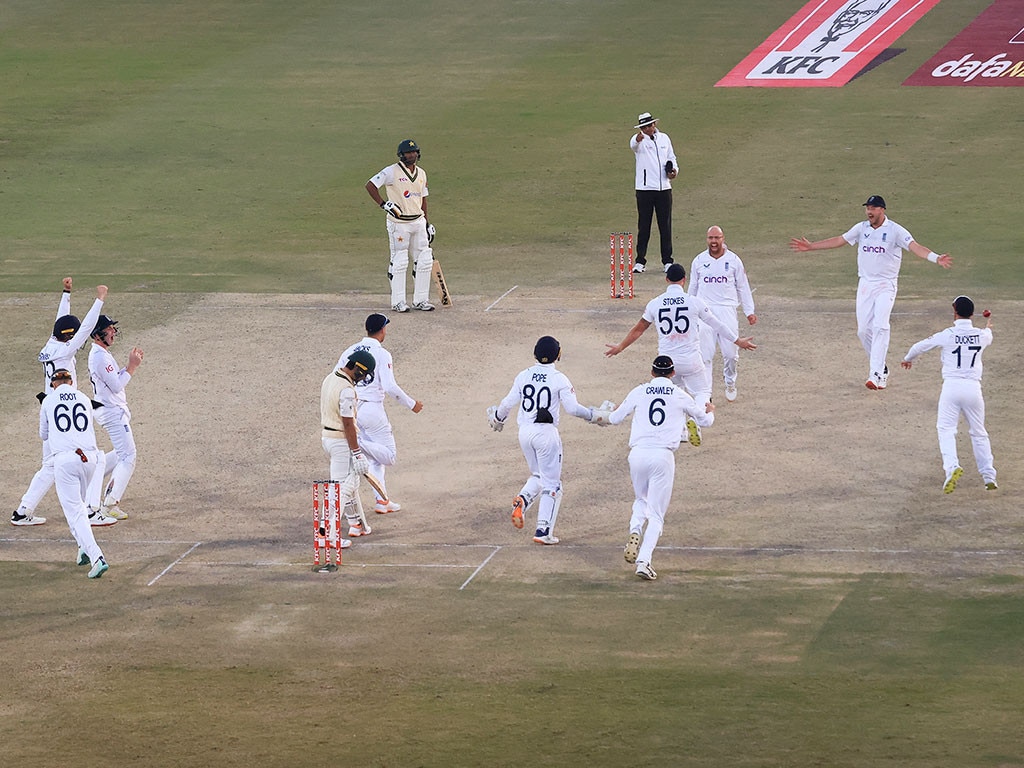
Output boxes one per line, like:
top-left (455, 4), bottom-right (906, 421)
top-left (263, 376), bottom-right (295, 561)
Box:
top-left (485, 286), bottom-right (518, 311)
top-left (460, 546), bottom-right (502, 590)
top-left (147, 542), bottom-right (203, 587)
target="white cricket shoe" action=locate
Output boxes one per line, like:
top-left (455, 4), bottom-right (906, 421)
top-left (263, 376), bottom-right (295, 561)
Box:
top-left (374, 500), bottom-right (402, 514)
top-left (11, 510), bottom-right (46, 526)
top-left (411, 301), bottom-right (435, 311)
top-left (865, 371), bottom-right (886, 390)
top-left (663, 263), bottom-right (674, 273)
top-left (88, 508), bottom-right (118, 527)
top-left (636, 561), bottom-right (657, 580)
top-left (943, 467), bottom-right (964, 494)
top-left (532, 528), bottom-right (560, 545)
top-left (87, 557), bottom-right (109, 579)
top-left (101, 501), bottom-right (128, 520)
top-left (624, 532), bottom-right (641, 564)
top-left (347, 522), bottom-right (371, 537)
top-left (985, 480), bottom-right (999, 491)
top-left (392, 301), bottom-right (410, 313)
top-left (725, 384), bottom-right (738, 402)
top-left (632, 262), bottom-right (646, 274)
top-left (686, 418), bottom-right (702, 447)
top-left (77, 548), bottom-right (91, 566)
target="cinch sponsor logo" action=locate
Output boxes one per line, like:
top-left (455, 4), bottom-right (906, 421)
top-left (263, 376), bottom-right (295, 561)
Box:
top-left (929, 53), bottom-right (1024, 82)
top-left (862, 245), bottom-right (887, 254)
top-left (701, 275), bottom-right (730, 284)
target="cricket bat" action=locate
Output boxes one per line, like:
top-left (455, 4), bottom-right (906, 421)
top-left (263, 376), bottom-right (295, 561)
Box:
top-left (431, 259), bottom-right (453, 307)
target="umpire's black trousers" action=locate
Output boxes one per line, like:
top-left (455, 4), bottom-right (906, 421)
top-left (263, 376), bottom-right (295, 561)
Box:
top-left (635, 189), bottom-right (673, 266)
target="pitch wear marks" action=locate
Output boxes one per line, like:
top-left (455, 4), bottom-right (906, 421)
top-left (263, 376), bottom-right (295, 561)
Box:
top-left (717, 0), bottom-right (942, 88)
top-left (905, 0), bottom-right (1024, 86)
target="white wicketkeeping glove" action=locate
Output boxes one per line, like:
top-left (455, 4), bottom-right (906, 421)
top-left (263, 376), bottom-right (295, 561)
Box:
top-left (351, 448), bottom-right (370, 476)
top-left (381, 200), bottom-right (401, 218)
top-left (426, 223), bottom-right (436, 244)
top-left (487, 405), bottom-right (505, 432)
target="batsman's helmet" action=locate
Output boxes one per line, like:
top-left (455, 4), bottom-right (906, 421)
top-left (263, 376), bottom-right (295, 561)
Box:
top-left (49, 368), bottom-right (73, 386)
top-left (953, 295), bottom-right (975, 318)
top-left (534, 335), bottom-right (561, 364)
top-left (346, 348), bottom-right (377, 380)
top-left (397, 139), bottom-right (421, 161)
top-left (652, 355), bottom-right (675, 375)
top-left (91, 314), bottom-right (118, 338)
top-left (53, 314), bottom-right (81, 342)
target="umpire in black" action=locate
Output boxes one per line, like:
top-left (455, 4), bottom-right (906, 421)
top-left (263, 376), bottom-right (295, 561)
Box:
top-left (629, 112), bottom-right (678, 273)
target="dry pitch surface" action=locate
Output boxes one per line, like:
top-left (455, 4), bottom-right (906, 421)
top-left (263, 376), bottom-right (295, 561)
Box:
top-left (3, 285), bottom-right (1021, 584)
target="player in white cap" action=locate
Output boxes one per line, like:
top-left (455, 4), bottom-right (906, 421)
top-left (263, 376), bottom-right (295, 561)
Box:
top-left (335, 313), bottom-right (424, 532)
top-left (790, 195), bottom-right (952, 390)
top-left (365, 139), bottom-right (436, 313)
top-left (605, 355), bottom-right (715, 581)
top-left (487, 336), bottom-right (609, 544)
top-left (690, 226), bottom-right (757, 402)
top-left (901, 296), bottom-right (997, 493)
top-left (12, 278), bottom-right (108, 527)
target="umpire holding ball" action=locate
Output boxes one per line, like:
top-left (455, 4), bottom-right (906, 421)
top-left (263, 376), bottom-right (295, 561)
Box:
top-left (630, 112), bottom-right (678, 274)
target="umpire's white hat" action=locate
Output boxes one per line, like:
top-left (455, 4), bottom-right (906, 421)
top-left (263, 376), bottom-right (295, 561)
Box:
top-left (634, 112), bottom-right (658, 128)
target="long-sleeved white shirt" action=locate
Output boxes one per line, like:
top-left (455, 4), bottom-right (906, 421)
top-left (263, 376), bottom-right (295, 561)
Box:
top-left (630, 130), bottom-right (676, 191)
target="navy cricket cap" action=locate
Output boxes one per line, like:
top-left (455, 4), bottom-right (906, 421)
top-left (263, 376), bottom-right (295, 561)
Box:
top-left (953, 295), bottom-right (974, 317)
top-left (666, 263), bottom-right (686, 282)
top-left (863, 195), bottom-right (886, 208)
top-left (652, 355), bottom-right (674, 374)
top-left (365, 313), bottom-right (390, 334)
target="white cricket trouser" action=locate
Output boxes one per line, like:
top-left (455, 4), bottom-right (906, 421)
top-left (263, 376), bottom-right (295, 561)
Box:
top-left (517, 423), bottom-right (563, 532)
top-left (91, 405), bottom-right (137, 505)
top-left (936, 378), bottom-right (995, 481)
top-left (628, 446), bottom-right (676, 567)
top-left (699, 304), bottom-right (741, 388)
top-left (856, 277), bottom-right (897, 376)
top-left (321, 435), bottom-right (364, 527)
top-left (54, 449), bottom-right (104, 564)
top-left (663, 347), bottom-right (711, 406)
top-left (386, 218), bottom-right (433, 306)
top-left (19, 422), bottom-right (55, 512)
top-left (356, 400), bottom-right (396, 503)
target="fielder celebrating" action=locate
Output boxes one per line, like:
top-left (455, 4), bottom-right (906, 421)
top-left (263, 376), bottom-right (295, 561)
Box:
top-left (320, 350), bottom-right (377, 547)
top-left (87, 314), bottom-right (144, 520)
top-left (335, 313), bottom-right (423, 522)
top-left (12, 278), bottom-right (108, 528)
top-left (790, 195), bottom-right (952, 391)
top-left (901, 296), bottom-right (997, 494)
top-left (487, 336), bottom-right (608, 545)
top-left (605, 263), bottom-right (756, 443)
top-left (365, 139), bottom-right (436, 313)
top-left (605, 356), bottom-right (715, 581)
top-left (689, 226), bottom-right (757, 402)
top-left (39, 369), bottom-right (110, 578)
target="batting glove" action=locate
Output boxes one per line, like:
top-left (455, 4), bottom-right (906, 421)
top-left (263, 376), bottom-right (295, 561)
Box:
top-left (351, 448), bottom-right (370, 476)
top-left (426, 223), bottom-right (436, 244)
top-left (487, 405), bottom-right (505, 432)
top-left (381, 200), bottom-right (401, 218)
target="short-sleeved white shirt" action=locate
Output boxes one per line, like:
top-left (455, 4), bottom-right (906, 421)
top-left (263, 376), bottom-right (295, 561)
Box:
top-left (842, 218), bottom-right (915, 281)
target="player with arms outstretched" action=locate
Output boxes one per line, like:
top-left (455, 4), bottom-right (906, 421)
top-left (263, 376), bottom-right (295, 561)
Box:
top-left (607, 355), bottom-right (715, 581)
top-left (487, 336), bottom-right (607, 544)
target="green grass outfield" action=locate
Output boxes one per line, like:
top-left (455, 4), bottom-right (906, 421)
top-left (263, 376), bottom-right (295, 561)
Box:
top-left (3, 2), bottom-right (1023, 767)
top-left (1, 0), bottom-right (1019, 296)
